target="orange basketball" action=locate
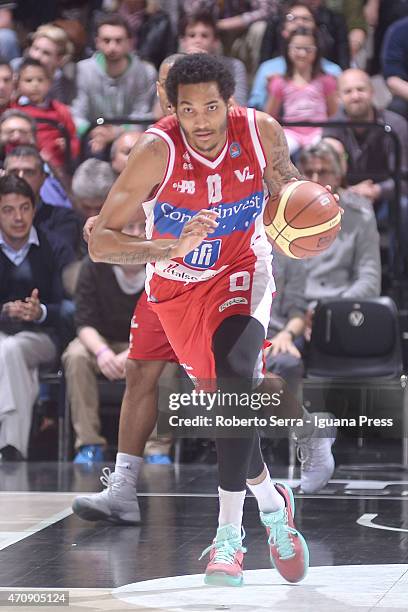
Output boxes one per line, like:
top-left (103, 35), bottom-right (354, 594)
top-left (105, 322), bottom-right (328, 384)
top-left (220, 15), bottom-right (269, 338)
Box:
top-left (264, 180), bottom-right (342, 259)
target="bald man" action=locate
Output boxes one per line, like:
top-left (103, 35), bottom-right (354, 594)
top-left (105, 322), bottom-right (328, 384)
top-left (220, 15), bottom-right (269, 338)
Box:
top-left (323, 68), bottom-right (408, 207)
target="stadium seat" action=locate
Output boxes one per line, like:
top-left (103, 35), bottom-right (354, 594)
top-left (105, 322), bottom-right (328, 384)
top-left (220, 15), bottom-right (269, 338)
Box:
top-left (303, 297), bottom-right (408, 466)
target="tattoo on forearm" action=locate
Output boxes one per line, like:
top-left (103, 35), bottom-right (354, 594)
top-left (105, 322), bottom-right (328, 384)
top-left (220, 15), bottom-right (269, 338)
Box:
top-left (266, 126), bottom-right (302, 197)
top-left (103, 246), bottom-right (173, 265)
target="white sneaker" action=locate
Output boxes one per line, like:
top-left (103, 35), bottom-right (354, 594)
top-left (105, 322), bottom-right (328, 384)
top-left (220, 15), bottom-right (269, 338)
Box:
top-left (296, 413), bottom-right (336, 494)
top-left (72, 467), bottom-right (140, 524)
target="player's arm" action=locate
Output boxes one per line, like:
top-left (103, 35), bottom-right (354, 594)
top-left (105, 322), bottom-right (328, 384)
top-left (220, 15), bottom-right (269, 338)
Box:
top-left (88, 133), bottom-right (176, 264)
top-left (88, 134), bottom-right (218, 265)
top-left (256, 111), bottom-right (301, 198)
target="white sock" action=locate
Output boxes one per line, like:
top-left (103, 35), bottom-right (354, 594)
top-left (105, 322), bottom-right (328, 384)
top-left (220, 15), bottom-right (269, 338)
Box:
top-left (115, 452), bottom-right (143, 486)
top-left (246, 466), bottom-right (285, 513)
top-left (218, 487), bottom-right (246, 532)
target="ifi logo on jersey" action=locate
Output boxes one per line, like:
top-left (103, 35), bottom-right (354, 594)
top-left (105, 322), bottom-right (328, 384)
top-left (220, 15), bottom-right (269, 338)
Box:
top-left (184, 239), bottom-right (222, 269)
top-left (173, 180), bottom-right (195, 194)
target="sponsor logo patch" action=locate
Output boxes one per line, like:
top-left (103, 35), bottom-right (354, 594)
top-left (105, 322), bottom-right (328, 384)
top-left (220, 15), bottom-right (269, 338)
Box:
top-left (183, 239), bottom-right (222, 269)
top-left (218, 297), bottom-right (248, 312)
top-left (229, 142), bottom-right (241, 158)
top-left (173, 180), bottom-right (195, 194)
top-left (234, 166), bottom-right (254, 182)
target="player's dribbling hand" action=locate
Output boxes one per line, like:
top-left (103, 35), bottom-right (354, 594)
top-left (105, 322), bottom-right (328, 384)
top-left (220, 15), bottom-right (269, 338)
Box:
top-left (171, 209), bottom-right (219, 258)
top-left (325, 184), bottom-right (344, 216)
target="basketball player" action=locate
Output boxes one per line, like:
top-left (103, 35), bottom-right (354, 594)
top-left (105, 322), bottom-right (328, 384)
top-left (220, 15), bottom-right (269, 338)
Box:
top-left (83, 53), bottom-right (324, 587)
top-left (74, 51), bottom-right (334, 515)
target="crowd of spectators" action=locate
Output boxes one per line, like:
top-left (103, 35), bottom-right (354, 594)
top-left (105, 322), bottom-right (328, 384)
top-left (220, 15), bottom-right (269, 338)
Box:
top-left (0, 0), bottom-right (405, 463)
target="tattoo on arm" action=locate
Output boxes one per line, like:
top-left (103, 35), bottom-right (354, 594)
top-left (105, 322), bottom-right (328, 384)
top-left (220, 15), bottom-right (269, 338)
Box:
top-left (103, 246), bottom-right (173, 265)
top-left (265, 125), bottom-right (302, 197)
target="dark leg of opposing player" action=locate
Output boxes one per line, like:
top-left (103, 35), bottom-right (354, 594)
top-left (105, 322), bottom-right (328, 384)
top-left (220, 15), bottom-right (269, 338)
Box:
top-left (71, 359), bottom-right (167, 524)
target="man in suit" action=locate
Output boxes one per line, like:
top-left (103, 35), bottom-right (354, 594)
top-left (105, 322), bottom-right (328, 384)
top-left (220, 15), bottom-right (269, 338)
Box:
top-left (0, 173), bottom-right (68, 460)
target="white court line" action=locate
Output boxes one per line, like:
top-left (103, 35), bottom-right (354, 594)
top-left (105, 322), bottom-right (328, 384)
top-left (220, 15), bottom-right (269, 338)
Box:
top-left (2, 491), bottom-right (408, 501)
top-left (357, 513), bottom-right (408, 533)
top-left (0, 507), bottom-right (72, 552)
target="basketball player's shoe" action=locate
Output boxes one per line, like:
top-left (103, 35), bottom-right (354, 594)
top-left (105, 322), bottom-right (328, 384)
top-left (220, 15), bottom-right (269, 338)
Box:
top-left (72, 467), bottom-right (140, 524)
top-left (260, 483), bottom-right (309, 583)
top-left (199, 524), bottom-right (246, 587)
top-left (296, 412), bottom-right (337, 493)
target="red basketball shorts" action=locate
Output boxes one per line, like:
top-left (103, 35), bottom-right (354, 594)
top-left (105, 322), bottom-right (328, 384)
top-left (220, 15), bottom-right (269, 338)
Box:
top-left (149, 259), bottom-right (274, 385)
top-left (128, 291), bottom-right (178, 362)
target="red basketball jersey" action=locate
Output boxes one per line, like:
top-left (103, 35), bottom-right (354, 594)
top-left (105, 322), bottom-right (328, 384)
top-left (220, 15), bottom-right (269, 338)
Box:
top-left (143, 106), bottom-right (274, 300)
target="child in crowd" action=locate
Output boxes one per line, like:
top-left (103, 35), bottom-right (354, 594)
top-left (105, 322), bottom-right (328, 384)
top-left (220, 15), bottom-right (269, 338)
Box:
top-left (13, 58), bottom-right (79, 169)
top-left (265, 27), bottom-right (337, 155)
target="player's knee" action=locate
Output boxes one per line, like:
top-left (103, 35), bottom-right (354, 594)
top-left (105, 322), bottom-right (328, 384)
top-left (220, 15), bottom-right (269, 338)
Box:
top-left (215, 349), bottom-right (254, 381)
top-left (125, 358), bottom-right (163, 391)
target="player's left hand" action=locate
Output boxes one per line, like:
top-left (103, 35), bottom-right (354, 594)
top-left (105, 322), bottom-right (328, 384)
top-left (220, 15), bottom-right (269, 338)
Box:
top-left (171, 209), bottom-right (219, 258)
top-left (325, 184), bottom-right (343, 215)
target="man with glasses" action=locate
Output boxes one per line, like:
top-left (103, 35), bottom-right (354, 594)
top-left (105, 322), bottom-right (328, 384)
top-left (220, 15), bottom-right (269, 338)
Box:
top-left (299, 140), bottom-right (381, 315)
top-left (3, 145), bottom-right (80, 259)
top-left (0, 109), bottom-right (73, 209)
top-left (250, 1), bottom-right (342, 110)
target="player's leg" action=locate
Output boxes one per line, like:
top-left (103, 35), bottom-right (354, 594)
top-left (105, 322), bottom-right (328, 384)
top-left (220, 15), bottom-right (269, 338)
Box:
top-left (72, 358), bottom-right (167, 524)
top-left (72, 293), bottom-right (177, 524)
top-left (201, 315), bottom-right (265, 586)
top-left (246, 427), bottom-right (309, 583)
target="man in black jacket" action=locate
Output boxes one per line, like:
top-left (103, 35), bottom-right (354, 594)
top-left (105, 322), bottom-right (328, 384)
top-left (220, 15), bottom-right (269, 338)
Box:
top-left (3, 145), bottom-right (81, 263)
top-left (0, 173), bottom-right (68, 460)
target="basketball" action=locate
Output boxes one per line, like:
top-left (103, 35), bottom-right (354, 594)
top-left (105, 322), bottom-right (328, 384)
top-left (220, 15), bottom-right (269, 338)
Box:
top-left (264, 180), bottom-right (342, 259)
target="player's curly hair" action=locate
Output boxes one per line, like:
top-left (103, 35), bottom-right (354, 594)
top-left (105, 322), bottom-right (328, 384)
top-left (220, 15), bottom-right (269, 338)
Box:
top-left (165, 53), bottom-right (235, 107)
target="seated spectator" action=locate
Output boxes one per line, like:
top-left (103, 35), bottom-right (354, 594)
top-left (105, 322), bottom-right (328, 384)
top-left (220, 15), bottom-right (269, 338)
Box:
top-left (13, 58), bottom-right (79, 171)
top-left (118, 0), bottom-right (176, 70)
top-left (298, 140), bottom-right (381, 312)
top-left (71, 13), bottom-right (156, 156)
top-left (327, 0), bottom-right (367, 68)
top-left (12, 23), bottom-right (76, 105)
top-left (4, 145), bottom-right (81, 263)
top-left (249, 1), bottom-right (341, 110)
top-left (265, 27), bottom-right (337, 155)
top-left (0, 174), bottom-right (67, 461)
top-left (0, 57), bottom-right (12, 115)
top-left (0, 109), bottom-right (73, 208)
top-left (111, 130), bottom-right (141, 175)
top-left (179, 12), bottom-right (248, 106)
top-left (73, 158), bottom-right (116, 225)
top-left (62, 225), bottom-right (146, 464)
top-left (181, 0), bottom-right (275, 78)
top-left (260, 0), bottom-right (349, 69)
top-left (382, 16), bottom-right (408, 121)
top-left (63, 158), bottom-right (116, 295)
top-left (366, 0), bottom-right (408, 75)
top-left (0, 1), bottom-right (20, 61)
top-left (322, 69), bottom-right (408, 220)
top-left (0, 109), bottom-right (36, 155)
